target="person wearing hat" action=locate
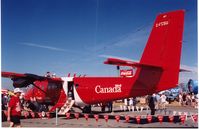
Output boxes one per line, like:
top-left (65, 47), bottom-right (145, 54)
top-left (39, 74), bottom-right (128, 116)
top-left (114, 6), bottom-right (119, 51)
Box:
top-left (7, 88), bottom-right (22, 127)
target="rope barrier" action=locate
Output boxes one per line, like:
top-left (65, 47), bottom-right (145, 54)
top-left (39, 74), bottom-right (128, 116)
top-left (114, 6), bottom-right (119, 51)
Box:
top-left (19, 110), bottom-right (198, 125)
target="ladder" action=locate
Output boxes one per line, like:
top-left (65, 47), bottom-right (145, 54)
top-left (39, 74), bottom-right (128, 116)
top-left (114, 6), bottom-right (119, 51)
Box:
top-left (58, 98), bottom-right (75, 115)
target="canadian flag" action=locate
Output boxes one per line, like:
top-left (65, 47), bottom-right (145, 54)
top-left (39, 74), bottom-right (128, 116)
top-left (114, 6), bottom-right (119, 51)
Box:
top-left (94, 114), bottom-right (99, 122)
top-left (84, 114), bottom-right (89, 121)
top-left (74, 113), bottom-right (79, 120)
top-left (104, 115), bottom-right (109, 122)
top-left (157, 115), bottom-right (163, 124)
top-left (24, 111), bottom-right (29, 119)
top-left (115, 115), bottom-right (120, 123)
top-left (125, 115), bottom-right (130, 123)
top-left (191, 114), bottom-right (198, 123)
top-left (38, 112), bottom-right (42, 118)
top-left (180, 115), bottom-right (186, 124)
top-left (168, 115), bottom-right (174, 123)
top-left (66, 112), bottom-right (70, 119)
top-left (147, 115), bottom-right (152, 123)
top-left (136, 115), bottom-right (141, 124)
top-left (46, 112), bottom-right (50, 119)
top-left (30, 112), bottom-right (35, 118)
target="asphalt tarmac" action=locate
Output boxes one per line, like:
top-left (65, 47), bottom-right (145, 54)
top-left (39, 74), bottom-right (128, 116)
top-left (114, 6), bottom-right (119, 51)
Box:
top-left (2, 104), bottom-right (198, 128)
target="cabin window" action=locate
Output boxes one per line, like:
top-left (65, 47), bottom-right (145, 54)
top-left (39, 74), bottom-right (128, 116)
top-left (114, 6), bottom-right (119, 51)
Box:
top-left (75, 84), bottom-right (79, 88)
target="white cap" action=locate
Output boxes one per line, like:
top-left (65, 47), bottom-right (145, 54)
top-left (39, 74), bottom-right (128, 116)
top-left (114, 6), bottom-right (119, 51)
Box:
top-left (14, 88), bottom-right (22, 93)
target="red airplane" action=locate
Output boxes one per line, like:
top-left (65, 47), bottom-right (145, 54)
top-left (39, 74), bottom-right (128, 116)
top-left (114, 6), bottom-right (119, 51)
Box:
top-left (2, 10), bottom-right (185, 113)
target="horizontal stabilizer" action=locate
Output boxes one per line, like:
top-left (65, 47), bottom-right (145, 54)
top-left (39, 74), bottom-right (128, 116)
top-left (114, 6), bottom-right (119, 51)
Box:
top-left (179, 68), bottom-right (192, 72)
top-left (104, 57), bottom-right (162, 69)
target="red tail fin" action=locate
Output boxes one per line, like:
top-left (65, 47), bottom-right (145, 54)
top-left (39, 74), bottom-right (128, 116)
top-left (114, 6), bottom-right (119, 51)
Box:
top-left (140, 10), bottom-right (185, 91)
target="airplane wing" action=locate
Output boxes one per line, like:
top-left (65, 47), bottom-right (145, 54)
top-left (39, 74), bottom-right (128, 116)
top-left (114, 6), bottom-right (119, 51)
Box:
top-left (179, 69), bottom-right (192, 72)
top-left (2, 71), bottom-right (63, 88)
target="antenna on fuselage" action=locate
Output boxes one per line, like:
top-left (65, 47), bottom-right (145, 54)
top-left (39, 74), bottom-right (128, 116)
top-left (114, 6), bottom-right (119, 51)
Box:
top-left (117, 66), bottom-right (120, 77)
top-left (67, 73), bottom-right (70, 77)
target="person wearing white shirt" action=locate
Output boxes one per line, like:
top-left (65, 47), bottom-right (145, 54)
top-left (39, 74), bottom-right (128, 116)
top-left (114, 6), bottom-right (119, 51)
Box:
top-left (160, 94), bottom-right (167, 109)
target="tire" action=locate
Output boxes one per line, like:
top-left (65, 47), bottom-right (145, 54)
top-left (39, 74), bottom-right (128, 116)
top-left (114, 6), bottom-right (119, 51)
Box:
top-left (82, 105), bottom-right (91, 113)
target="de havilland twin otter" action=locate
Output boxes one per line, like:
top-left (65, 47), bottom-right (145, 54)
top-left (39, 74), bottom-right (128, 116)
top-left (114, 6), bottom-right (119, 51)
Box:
top-left (2, 10), bottom-right (185, 113)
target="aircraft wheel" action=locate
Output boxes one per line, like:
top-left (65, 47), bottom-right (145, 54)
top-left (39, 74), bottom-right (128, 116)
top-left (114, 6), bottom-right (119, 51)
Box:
top-left (82, 105), bottom-right (91, 113)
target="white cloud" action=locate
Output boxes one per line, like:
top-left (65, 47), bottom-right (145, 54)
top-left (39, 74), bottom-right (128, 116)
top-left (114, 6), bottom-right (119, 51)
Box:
top-left (19, 42), bottom-right (79, 54)
top-left (113, 25), bottom-right (151, 47)
top-left (85, 23), bottom-right (152, 54)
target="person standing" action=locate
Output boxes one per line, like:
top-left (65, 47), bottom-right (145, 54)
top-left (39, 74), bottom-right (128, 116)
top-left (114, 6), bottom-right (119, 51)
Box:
top-left (160, 94), bottom-right (167, 109)
top-left (188, 79), bottom-right (193, 93)
top-left (186, 93), bottom-right (191, 106)
top-left (7, 88), bottom-right (22, 127)
top-left (129, 98), bottom-right (134, 106)
top-left (2, 94), bottom-right (7, 122)
top-left (182, 92), bottom-right (187, 106)
top-left (101, 103), bottom-right (106, 112)
top-left (107, 101), bottom-right (113, 112)
top-left (191, 93), bottom-right (196, 107)
top-left (155, 94), bottom-right (160, 110)
top-left (178, 93), bottom-right (183, 106)
top-left (148, 94), bottom-right (156, 115)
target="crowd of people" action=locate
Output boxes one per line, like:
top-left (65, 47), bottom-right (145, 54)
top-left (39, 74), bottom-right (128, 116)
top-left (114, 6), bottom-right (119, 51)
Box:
top-left (1, 85), bottom-right (198, 127)
top-left (148, 91), bottom-right (198, 115)
top-left (2, 92), bottom-right (48, 113)
top-left (178, 92), bottom-right (198, 108)
top-left (146, 93), bottom-right (168, 115)
top-left (121, 91), bottom-right (198, 115)
top-left (2, 88), bottom-right (49, 127)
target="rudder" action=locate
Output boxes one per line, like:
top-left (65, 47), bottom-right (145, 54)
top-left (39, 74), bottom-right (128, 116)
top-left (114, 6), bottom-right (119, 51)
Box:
top-left (140, 10), bottom-right (185, 91)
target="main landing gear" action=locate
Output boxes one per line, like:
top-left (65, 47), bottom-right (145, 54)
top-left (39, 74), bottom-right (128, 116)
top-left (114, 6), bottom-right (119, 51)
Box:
top-left (82, 105), bottom-right (91, 113)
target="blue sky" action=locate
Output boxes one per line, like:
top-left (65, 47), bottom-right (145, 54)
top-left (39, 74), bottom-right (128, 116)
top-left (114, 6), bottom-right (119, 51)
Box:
top-left (1, 0), bottom-right (198, 89)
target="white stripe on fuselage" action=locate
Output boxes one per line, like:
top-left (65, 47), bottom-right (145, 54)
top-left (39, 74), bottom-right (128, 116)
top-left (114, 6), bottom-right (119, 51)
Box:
top-left (61, 77), bottom-right (73, 94)
top-left (61, 77), bottom-right (87, 107)
top-left (73, 85), bottom-right (88, 106)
